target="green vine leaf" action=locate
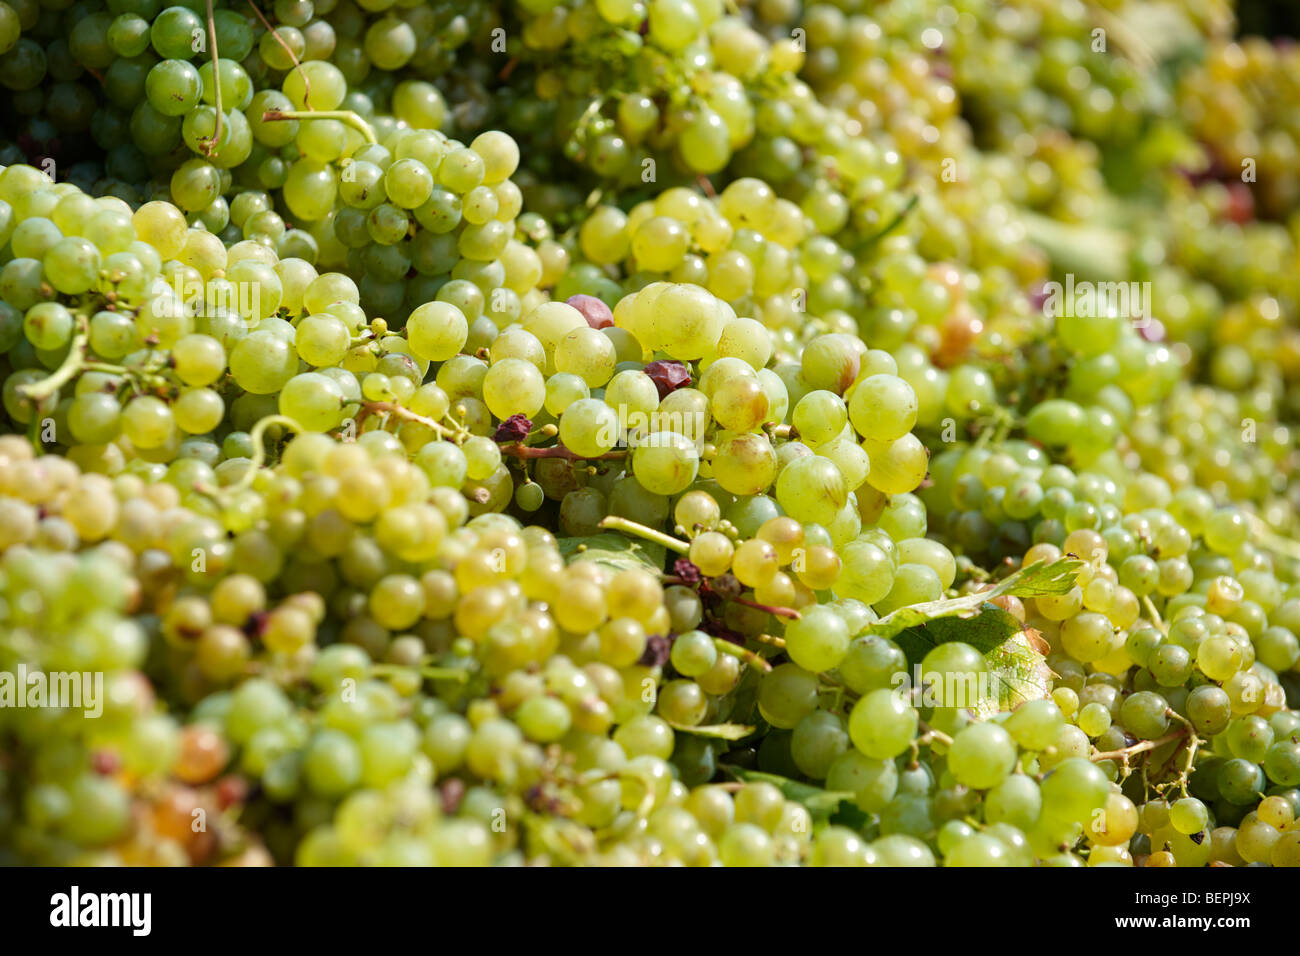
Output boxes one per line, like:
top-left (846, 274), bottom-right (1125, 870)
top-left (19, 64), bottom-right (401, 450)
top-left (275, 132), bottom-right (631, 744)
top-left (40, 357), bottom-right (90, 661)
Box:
top-left (556, 533), bottom-right (666, 575)
top-left (975, 629), bottom-right (1054, 718)
top-left (865, 557), bottom-right (1084, 642)
top-left (868, 559), bottom-right (1076, 718)
top-left (724, 767), bottom-right (855, 819)
top-left (891, 604), bottom-right (1025, 663)
top-left (666, 722), bottom-right (755, 740)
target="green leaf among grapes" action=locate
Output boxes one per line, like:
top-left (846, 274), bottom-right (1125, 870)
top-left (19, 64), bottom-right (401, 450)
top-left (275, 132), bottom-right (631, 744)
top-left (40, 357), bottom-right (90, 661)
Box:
top-left (976, 629), bottom-right (1054, 718)
top-left (890, 609), bottom-right (1054, 718)
top-left (724, 768), bottom-right (855, 819)
top-left (703, 664), bottom-right (763, 734)
top-left (556, 533), bottom-right (667, 575)
top-left (891, 604), bottom-right (1025, 662)
top-left (666, 722), bottom-right (755, 740)
top-left (871, 560), bottom-right (1075, 718)
top-left (1021, 210), bottom-right (1131, 281)
top-left (866, 557), bottom-right (1084, 642)
top-left (1001, 557), bottom-right (1089, 596)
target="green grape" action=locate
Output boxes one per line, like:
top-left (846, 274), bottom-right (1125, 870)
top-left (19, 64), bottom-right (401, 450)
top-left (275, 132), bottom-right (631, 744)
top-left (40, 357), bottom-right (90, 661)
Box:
top-left (848, 688), bottom-right (917, 760)
top-left (647, 0), bottom-right (701, 53)
top-left (834, 540), bottom-right (893, 605)
top-left (947, 722), bottom-right (1016, 789)
top-left (712, 433), bottom-right (778, 496)
top-left (406, 301), bottom-right (468, 361)
top-left (1077, 702), bottom-right (1112, 738)
top-left (303, 729), bottom-right (362, 797)
top-left (67, 393), bottom-right (122, 444)
top-left (10, 216), bottom-right (61, 260)
top-left (758, 663), bottom-right (819, 729)
top-left (849, 374), bottom-right (917, 442)
top-left (985, 774), bottom-right (1042, 829)
top-left (392, 81), bottom-right (447, 131)
top-left (1040, 758), bottom-right (1110, 827)
top-left (670, 630), bottom-right (717, 678)
top-left (544, 373), bottom-right (589, 417)
top-left (1118, 690), bottom-right (1170, 740)
top-left (658, 680), bottom-right (707, 726)
top-left (678, 107), bottom-right (731, 174)
top-left (462, 436), bottom-right (501, 482)
top-left (294, 314), bottom-right (350, 368)
top-left (1218, 758), bottom-right (1266, 805)
top-left (279, 373), bottom-right (345, 432)
top-left (23, 301), bottom-right (74, 351)
top-left (283, 160), bottom-right (338, 222)
top-left (875, 563), bottom-right (942, 615)
top-left (826, 750), bottom-right (898, 813)
top-left (229, 330), bottom-right (299, 394)
top-left (784, 605), bottom-right (850, 673)
top-left (1226, 715), bottom-right (1274, 764)
top-left (174, 387), bottom-right (225, 434)
top-left (791, 710), bottom-right (850, 780)
top-left (384, 158), bottom-right (434, 210)
top-left (551, 398), bottom-right (619, 460)
top-left (43, 237), bottom-right (101, 295)
top-left (200, 58), bottom-right (253, 110)
top-left (146, 58), bottom-right (202, 117)
top-left (776, 455), bottom-right (846, 526)
top-left (836, 636), bottom-right (904, 696)
top-left (482, 358), bottom-right (545, 420)
top-left (516, 695), bottom-right (572, 743)
top-left (1169, 797), bottom-right (1208, 835)
top-left (555, 327), bottom-right (617, 388)
top-left (861, 433), bottom-right (928, 495)
top-left (151, 6), bottom-right (204, 60)
top-left (631, 430), bottom-right (699, 495)
top-left (121, 395), bottom-right (175, 449)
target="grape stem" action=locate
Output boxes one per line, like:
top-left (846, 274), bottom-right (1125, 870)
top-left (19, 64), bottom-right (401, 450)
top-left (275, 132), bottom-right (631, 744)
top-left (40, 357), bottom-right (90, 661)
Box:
top-left (916, 720), bottom-right (954, 748)
top-left (1245, 512), bottom-right (1300, 562)
top-left (261, 110), bottom-right (378, 145)
top-left (228, 415), bottom-right (303, 493)
top-left (658, 575), bottom-right (801, 620)
top-left (763, 422), bottom-right (796, 440)
top-left (370, 663), bottom-right (470, 683)
top-left (712, 638), bottom-right (772, 673)
top-left (1090, 725), bottom-right (1187, 764)
top-left (571, 97), bottom-right (606, 153)
top-left (498, 442), bottom-right (626, 461)
top-left (201, 0), bottom-right (223, 158)
top-left (730, 595), bottom-right (801, 620)
top-left (17, 314), bottom-right (89, 402)
top-left (597, 515), bottom-right (690, 553)
top-left (246, 0), bottom-right (311, 107)
top-left (1165, 709), bottom-right (1201, 796)
top-left (1142, 595), bottom-right (1168, 636)
top-left (356, 401), bottom-right (460, 440)
top-left (856, 192), bottom-right (919, 249)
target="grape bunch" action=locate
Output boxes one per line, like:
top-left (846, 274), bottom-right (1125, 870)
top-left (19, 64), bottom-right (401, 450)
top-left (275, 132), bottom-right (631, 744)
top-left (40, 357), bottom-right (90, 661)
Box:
top-left (0, 0), bottom-right (1297, 870)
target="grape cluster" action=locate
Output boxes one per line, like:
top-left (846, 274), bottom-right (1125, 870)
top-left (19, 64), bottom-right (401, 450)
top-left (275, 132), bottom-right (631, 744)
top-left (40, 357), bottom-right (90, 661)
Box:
top-left (0, 0), bottom-right (1297, 869)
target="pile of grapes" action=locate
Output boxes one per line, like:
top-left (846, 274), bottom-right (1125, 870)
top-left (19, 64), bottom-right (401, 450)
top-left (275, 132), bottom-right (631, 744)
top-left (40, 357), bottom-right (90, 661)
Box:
top-left (0, 0), bottom-right (1298, 868)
